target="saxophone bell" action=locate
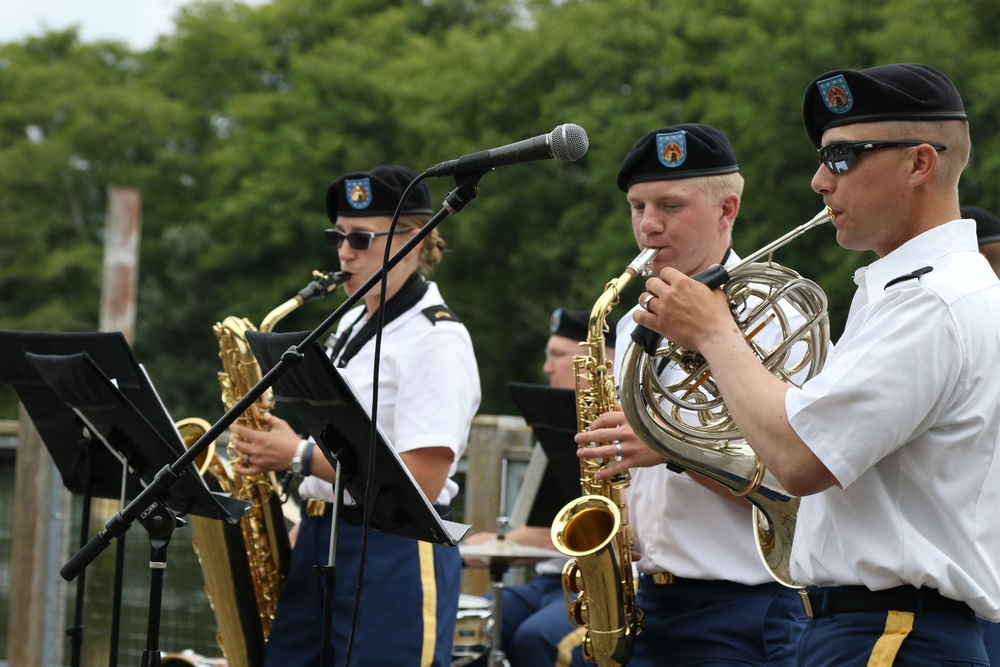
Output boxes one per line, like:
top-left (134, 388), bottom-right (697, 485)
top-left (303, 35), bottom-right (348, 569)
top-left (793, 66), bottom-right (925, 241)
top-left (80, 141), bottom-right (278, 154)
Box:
top-left (175, 417), bottom-right (217, 478)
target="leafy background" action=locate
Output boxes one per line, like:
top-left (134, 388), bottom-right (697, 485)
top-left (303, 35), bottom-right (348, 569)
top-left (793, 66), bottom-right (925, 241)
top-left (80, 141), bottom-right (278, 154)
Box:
top-left (3, 0), bottom-right (1000, 423)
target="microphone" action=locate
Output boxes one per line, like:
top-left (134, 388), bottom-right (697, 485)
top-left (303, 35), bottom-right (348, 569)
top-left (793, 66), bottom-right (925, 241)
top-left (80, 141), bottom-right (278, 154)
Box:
top-left (425, 123), bottom-right (589, 178)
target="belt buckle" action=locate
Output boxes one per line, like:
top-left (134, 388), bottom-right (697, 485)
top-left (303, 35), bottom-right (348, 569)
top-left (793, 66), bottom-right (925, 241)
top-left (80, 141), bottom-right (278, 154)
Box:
top-left (306, 498), bottom-right (327, 517)
top-left (798, 589), bottom-right (815, 618)
top-left (651, 572), bottom-right (675, 585)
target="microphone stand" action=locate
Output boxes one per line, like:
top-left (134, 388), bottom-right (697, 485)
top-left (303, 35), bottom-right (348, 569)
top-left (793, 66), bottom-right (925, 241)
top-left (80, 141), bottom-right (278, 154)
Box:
top-left (60, 170), bottom-right (487, 662)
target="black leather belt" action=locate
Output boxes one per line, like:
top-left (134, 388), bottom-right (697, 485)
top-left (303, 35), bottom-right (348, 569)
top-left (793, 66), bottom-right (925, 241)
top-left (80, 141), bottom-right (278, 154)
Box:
top-left (301, 499), bottom-right (452, 524)
top-left (798, 585), bottom-right (970, 619)
top-left (301, 500), bottom-right (366, 524)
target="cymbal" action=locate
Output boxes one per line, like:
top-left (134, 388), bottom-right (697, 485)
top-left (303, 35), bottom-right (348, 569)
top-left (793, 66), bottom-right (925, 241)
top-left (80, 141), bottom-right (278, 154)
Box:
top-left (459, 537), bottom-right (563, 565)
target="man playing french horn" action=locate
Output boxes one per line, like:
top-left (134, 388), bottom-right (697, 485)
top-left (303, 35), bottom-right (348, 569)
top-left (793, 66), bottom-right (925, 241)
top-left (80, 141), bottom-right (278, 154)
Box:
top-left (574, 123), bottom-right (805, 666)
top-left (634, 64), bottom-right (1000, 666)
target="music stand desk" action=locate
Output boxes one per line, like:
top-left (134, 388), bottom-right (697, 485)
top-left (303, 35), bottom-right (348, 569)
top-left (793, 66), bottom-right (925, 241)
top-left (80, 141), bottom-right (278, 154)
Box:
top-left (505, 382), bottom-right (581, 528)
top-left (25, 351), bottom-right (247, 522)
top-left (0, 330), bottom-right (142, 499)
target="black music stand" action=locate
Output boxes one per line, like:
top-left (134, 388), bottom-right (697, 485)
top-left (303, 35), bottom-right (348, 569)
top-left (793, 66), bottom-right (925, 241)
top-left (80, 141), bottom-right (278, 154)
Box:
top-left (23, 350), bottom-right (250, 667)
top-left (505, 382), bottom-right (581, 527)
top-left (0, 331), bottom-right (136, 498)
top-left (0, 330), bottom-right (152, 667)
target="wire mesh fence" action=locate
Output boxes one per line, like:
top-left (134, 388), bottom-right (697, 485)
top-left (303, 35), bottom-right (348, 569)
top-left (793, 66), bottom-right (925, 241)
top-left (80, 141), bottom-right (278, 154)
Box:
top-left (0, 453), bottom-right (224, 665)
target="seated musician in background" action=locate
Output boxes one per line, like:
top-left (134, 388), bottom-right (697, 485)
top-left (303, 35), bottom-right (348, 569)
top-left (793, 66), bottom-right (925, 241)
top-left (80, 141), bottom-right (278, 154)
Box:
top-left (961, 202), bottom-right (1000, 662)
top-left (466, 308), bottom-right (615, 667)
top-left (230, 164), bottom-right (481, 667)
top-left (574, 123), bottom-right (805, 666)
top-left (963, 204), bottom-right (1000, 277)
top-left (637, 64), bottom-right (1000, 666)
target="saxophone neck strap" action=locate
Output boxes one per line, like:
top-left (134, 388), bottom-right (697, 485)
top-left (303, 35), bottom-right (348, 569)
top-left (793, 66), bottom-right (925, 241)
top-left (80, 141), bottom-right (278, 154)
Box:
top-left (331, 272), bottom-right (430, 368)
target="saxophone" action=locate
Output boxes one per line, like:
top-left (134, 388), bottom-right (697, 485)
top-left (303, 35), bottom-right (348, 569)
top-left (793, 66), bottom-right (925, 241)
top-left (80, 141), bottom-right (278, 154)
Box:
top-left (550, 249), bottom-right (654, 667)
top-left (178, 269), bottom-right (346, 667)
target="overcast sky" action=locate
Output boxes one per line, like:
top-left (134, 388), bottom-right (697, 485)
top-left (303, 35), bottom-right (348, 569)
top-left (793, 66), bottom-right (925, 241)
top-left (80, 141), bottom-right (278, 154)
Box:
top-left (1, 0), bottom-right (267, 51)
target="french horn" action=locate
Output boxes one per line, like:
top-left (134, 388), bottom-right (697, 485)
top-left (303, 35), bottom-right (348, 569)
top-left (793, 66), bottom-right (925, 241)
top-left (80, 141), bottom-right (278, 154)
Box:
top-left (618, 208), bottom-right (833, 587)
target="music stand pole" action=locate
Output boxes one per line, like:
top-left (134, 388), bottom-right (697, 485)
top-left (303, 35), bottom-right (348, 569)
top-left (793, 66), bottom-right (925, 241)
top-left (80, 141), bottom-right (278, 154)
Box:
top-left (489, 460), bottom-right (511, 667)
top-left (318, 455), bottom-right (343, 667)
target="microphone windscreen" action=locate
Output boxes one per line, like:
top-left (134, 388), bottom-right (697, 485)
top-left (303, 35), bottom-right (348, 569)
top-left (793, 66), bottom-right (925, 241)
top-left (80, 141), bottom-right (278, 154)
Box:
top-left (551, 124), bottom-right (589, 162)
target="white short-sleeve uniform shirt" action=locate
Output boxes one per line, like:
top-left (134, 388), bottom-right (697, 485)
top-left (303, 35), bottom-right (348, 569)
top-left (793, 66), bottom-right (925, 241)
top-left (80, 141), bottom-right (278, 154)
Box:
top-left (786, 219), bottom-right (1000, 621)
top-left (298, 280), bottom-right (481, 507)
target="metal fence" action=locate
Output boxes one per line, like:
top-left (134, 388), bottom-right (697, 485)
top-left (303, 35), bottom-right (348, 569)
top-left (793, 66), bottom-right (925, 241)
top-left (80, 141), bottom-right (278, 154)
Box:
top-left (1, 441), bottom-right (14, 666)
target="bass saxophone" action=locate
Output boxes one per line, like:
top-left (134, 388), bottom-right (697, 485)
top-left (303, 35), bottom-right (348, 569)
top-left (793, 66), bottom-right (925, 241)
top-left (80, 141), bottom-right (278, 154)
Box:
top-left (177, 269), bottom-right (347, 667)
top-left (550, 248), bottom-right (655, 667)
top-left (618, 209), bottom-right (832, 587)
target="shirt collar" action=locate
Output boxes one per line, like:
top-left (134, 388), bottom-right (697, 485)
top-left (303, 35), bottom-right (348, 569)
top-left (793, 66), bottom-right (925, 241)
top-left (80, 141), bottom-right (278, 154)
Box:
top-left (854, 219), bottom-right (976, 302)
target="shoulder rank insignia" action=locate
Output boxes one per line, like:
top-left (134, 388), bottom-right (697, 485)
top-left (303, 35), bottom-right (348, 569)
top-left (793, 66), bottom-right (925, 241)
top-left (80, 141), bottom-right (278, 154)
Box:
top-left (884, 265), bottom-right (933, 289)
top-left (422, 305), bottom-right (460, 324)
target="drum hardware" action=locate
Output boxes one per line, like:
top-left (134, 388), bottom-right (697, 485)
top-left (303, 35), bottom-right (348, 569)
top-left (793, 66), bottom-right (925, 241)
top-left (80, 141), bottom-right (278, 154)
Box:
top-left (452, 595), bottom-right (493, 667)
top-left (160, 650), bottom-right (228, 666)
top-left (459, 527), bottom-right (563, 667)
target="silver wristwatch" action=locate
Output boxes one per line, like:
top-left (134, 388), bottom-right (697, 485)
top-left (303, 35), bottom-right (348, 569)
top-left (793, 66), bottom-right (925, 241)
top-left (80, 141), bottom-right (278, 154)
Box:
top-left (290, 439), bottom-right (309, 475)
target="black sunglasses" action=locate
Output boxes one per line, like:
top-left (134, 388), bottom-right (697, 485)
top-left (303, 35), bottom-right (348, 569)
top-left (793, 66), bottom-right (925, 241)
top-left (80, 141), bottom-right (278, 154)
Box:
top-left (817, 141), bottom-right (947, 175)
top-left (324, 228), bottom-right (407, 250)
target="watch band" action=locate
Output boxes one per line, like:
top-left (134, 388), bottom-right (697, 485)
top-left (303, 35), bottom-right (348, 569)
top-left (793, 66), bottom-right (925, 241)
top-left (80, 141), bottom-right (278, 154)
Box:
top-left (291, 439), bottom-right (309, 475)
top-left (302, 441), bottom-right (316, 476)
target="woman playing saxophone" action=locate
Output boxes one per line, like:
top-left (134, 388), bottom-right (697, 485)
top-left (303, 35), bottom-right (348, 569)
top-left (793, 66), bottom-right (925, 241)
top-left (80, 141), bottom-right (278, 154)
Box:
top-left (229, 164), bottom-right (481, 667)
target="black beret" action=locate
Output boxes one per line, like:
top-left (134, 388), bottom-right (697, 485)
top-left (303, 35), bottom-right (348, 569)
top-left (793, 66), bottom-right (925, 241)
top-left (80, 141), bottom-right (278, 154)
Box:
top-left (961, 206), bottom-right (1000, 245)
top-left (802, 63), bottom-right (966, 147)
top-left (325, 164), bottom-right (433, 223)
top-left (549, 308), bottom-right (617, 348)
top-left (616, 123), bottom-right (739, 192)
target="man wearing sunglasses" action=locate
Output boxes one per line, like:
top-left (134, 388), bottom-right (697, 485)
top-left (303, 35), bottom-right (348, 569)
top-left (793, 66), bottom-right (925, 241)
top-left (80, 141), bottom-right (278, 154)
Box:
top-left (231, 164), bottom-right (481, 666)
top-left (637, 63), bottom-right (1000, 666)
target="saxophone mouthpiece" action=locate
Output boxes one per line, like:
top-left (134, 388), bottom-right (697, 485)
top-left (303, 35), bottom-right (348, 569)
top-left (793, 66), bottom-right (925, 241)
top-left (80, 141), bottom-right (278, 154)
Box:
top-left (322, 270), bottom-right (350, 291)
top-left (297, 270), bottom-right (349, 305)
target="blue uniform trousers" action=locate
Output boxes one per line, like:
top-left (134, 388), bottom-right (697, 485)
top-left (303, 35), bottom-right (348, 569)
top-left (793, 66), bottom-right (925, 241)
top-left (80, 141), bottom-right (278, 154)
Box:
top-left (798, 608), bottom-right (988, 667)
top-left (630, 577), bottom-right (805, 666)
top-left (979, 617), bottom-right (1000, 665)
top-left (264, 513), bottom-right (461, 667)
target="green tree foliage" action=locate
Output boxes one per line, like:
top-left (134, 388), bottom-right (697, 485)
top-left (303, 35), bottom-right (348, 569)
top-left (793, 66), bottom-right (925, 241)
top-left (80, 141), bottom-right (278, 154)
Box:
top-left (2, 0), bottom-right (1000, 421)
